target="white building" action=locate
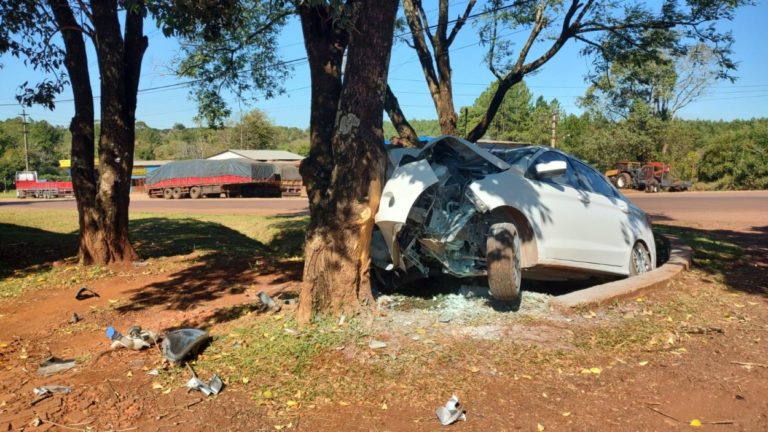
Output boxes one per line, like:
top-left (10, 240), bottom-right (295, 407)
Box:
top-left (207, 149), bottom-right (304, 163)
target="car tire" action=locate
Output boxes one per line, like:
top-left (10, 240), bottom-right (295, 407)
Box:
top-left (486, 222), bottom-right (522, 301)
top-left (629, 241), bottom-right (652, 276)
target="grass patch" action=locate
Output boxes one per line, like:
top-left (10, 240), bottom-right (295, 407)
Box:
top-left (654, 224), bottom-right (743, 272)
top-left (0, 209), bottom-right (308, 300)
top-left (191, 314), bottom-right (355, 403)
top-left (0, 190), bottom-right (16, 200)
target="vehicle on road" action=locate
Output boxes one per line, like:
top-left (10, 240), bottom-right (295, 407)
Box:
top-left (146, 159), bottom-right (294, 199)
top-left (605, 161), bottom-right (691, 192)
top-left (14, 171), bottom-right (74, 199)
top-left (372, 136), bottom-right (656, 301)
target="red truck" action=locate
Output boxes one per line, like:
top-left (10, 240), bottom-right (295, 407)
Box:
top-left (15, 171), bottom-right (74, 198)
top-left (146, 159), bottom-right (290, 199)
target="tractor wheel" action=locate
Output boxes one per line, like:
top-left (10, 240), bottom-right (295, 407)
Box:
top-left (172, 187), bottom-right (183, 199)
top-left (486, 222), bottom-right (522, 302)
top-left (163, 188), bottom-right (173, 199)
top-left (189, 186), bottom-right (202, 199)
top-left (616, 172), bottom-right (632, 189)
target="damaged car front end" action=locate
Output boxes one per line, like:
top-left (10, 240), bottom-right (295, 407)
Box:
top-left (371, 135), bottom-right (656, 301)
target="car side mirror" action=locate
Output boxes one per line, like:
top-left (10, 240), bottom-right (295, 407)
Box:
top-left (534, 160), bottom-right (567, 178)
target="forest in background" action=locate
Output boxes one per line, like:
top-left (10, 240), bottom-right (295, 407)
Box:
top-left (1, 81), bottom-right (766, 191)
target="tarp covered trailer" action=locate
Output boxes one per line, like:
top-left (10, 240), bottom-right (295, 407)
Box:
top-left (146, 159), bottom-right (285, 199)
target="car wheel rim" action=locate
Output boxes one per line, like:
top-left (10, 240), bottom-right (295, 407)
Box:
top-left (633, 245), bottom-right (650, 274)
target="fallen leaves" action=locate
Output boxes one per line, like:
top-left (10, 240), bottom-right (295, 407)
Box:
top-left (580, 367), bottom-right (602, 375)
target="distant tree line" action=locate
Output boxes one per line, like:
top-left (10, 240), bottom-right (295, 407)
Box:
top-left (2, 101), bottom-right (765, 192)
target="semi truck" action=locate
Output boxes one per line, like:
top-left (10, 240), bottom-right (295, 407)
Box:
top-left (146, 159), bottom-right (296, 199)
top-left (14, 171), bottom-right (74, 198)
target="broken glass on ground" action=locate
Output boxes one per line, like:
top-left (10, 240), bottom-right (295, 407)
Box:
top-left (162, 328), bottom-right (209, 362)
top-left (436, 394), bottom-right (466, 426)
top-left (37, 357), bottom-right (76, 376)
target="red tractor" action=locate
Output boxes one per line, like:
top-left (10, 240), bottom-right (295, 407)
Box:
top-left (605, 161), bottom-right (691, 192)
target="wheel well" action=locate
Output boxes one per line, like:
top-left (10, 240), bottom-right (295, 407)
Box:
top-left (490, 207), bottom-right (538, 268)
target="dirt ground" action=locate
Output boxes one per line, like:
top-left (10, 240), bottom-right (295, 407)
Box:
top-left (0, 200), bottom-right (766, 431)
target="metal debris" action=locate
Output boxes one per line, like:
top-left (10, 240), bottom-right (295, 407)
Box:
top-left (69, 313), bottom-right (80, 324)
top-left (257, 291), bottom-right (281, 313)
top-left (33, 385), bottom-right (71, 396)
top-left (37, 357), bottom-right (76, 376)
top-left (368, 339), bottom-right (387, 350)
top-left (436, 394), bottom-right (466, 426)
top-left (186, 374), bottom-right (223, 396)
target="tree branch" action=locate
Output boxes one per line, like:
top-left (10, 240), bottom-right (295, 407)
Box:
top-left (446, 0), bottom-right (476, 47)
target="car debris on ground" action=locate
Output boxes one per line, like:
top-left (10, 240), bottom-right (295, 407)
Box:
top-left (162, 328), bottom-right (209, 363)
top-left (69, 313), bottom-right (80, 324)
top-left (37, 357), bottom-right (76, 376)
top-left (107, 325), bottom-right (159, 350)
top-left (257, 291), bottom-right (282, 313)
top-left (436, 394), bottom-right (466, 426)
top-left (74, 286), bottom-right (100, 300)
top-left (186, 374), bottom-right (223, 396)
top-left (33, 385), bottom-right (71, 396)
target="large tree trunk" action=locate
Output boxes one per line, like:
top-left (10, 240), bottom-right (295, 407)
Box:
top-left (50, 0), bottom-right (147, 265)
top-left (48, 0), bottom-right (101, 263)
top-left (298, 0), bottom-right (398, 323)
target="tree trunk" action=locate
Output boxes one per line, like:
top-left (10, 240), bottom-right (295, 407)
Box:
top-left (298, 0), bottom-right (398, 323)
top-left (383, 85), bottom-right (420, 147)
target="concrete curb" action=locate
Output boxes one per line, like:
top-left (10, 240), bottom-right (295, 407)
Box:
top-left (549, 236), bottom-right (693, 310)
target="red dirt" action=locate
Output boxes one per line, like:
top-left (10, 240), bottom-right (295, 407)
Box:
top-left (1, 191), bottom-right (767, 431)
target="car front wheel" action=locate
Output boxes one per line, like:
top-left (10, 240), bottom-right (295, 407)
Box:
top-left (629, 241), bottom-right (652, 275)
top-left (486, 222), bottom-right (522, 301)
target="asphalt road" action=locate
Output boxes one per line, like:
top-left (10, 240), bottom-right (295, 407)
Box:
top-left (625, 190), bottom-right (768, 232)
top-left (1, 190), bottom-right (766, 231)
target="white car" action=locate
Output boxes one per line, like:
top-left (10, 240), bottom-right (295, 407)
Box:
top-left (371, 135), bottom-right (656, 300)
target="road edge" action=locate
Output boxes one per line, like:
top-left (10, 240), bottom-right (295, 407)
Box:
top-left (549, 235), bottom-right (693, 310)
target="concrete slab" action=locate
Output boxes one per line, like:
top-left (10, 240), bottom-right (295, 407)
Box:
top-left (550, 236), bottom-right (693, 310)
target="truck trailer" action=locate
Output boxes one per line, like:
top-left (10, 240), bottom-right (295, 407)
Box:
top-left (15, 171), bottom-right (74, 198)
top-left (146, 159), bottom-right (288, 199)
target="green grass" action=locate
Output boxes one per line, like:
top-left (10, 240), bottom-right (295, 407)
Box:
top-left (654, 224), bottom-right (743, 272)
top-left (0, 209), bottom-right (308, 299)
top-left (191, 314), bottom-right (355, 403)
top-left (0, 191), bottom-right (15, 200)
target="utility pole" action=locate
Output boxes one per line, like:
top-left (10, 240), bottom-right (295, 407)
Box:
top-left (550, 112), bottom-right (558, 148)
top-left (20, 109), bottom-right (30, 171)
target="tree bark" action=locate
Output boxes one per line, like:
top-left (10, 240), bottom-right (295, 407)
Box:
top-left (48, 0), bottom-right (101, 263)
top-left (49, 0), bottom-right (147, 265)
top-left (298, 0), bottom-right (398, 323)
top-left (383, 85), bottom-right (420, 147)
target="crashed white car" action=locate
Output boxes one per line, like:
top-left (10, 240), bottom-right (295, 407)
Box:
top-left (371, 135), bottom-right (656, 300)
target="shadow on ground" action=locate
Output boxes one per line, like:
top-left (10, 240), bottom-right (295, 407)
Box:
top-left (0, 223), bottom-right (77, 279)
top-left (654, 222), bottom-right (768, 298)
top-left (118, 217), bottom-right (304, 314)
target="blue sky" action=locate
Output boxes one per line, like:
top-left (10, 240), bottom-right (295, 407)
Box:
top-left (1, 1), bottom-right (766, 129)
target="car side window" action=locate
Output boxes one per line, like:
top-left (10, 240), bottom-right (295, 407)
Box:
top-left (529, 151), bottom-right (573, 187)
top-left (574, 161), bottom-right (618, 198)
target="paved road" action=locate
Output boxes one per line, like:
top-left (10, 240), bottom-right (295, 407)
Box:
top-left (2, 190), bottom-right (766, 231)
top-left (625, 190), bottom-right (768, 232)
top-left (0, 194), bottom-right (310, 215)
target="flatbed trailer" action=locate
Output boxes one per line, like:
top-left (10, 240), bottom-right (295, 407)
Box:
top-left (146, 159), bottom-right (284, 199)
top-left (15, 171), bottom-right (74, 198)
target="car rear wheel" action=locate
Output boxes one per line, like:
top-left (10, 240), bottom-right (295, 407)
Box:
top-left (486, 222), bottom-right (522, 301)
top-left (629, 241), bottom-right (652, 275)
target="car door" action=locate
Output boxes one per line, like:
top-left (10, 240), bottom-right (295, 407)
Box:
top-left (570, 160), bottom-right (632, 267)
top-left (525, 151), bottom-right (596, 263)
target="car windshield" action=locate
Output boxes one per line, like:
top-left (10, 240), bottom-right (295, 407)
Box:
top-left (487, 147), bottom-right (539, 169)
